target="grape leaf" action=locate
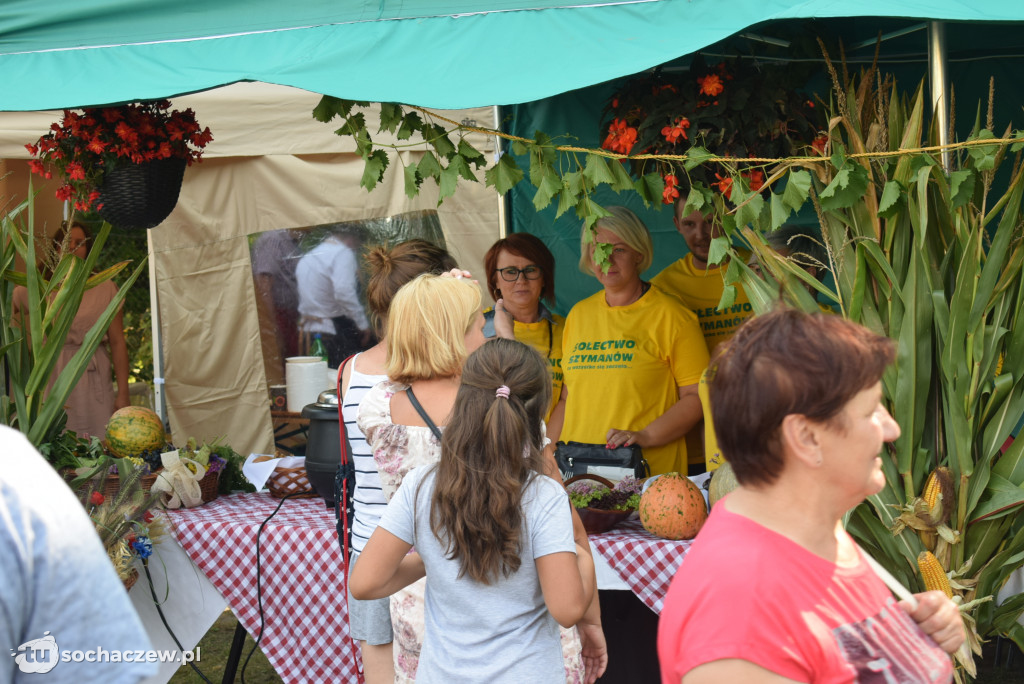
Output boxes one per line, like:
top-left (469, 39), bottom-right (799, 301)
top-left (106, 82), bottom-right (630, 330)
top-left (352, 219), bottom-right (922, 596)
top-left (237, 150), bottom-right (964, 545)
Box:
top-left (378, 103), bottom-right (403, 134)
top-left (397, 111), bottom-right (422, 141)
top-left (633, 172), bottom-right (664, 208)
top-left (360, 149), bottom-right (389, 191)
top-left (576, 195), bottom-right (611, 230)
top-left (484, 154), bottom-right (523, 195)
top-left (593, 241), bottom-right (613, 274)
top-left (438, 162), bottom-right (460, 203)
top-left (684, 146), bottom-right (713, 171)
top-left (583, 154), bottom-right (616, 188)
top-left (458, 139), bottom-right (486, 168)
top-left (877, 180), bottom-right (903, 218)
top-left (403, 162), bottom-right (422, 198)
top-left (429, 125), bottom-right (456, 159)
top-left (707, 236), bottom-right (731, 266)
top-left (949, 170), bottom-right (976, 209)
top-left (532, 166), bottom-right (562, 211)
top-left (820, 163), bottom-right (870, 211)
top-left (782, 170), bottom-right (811, 212)
top-left (418, 150), bottom-right (442, 182)
top-left (448, 154), bottom-right (477, 183)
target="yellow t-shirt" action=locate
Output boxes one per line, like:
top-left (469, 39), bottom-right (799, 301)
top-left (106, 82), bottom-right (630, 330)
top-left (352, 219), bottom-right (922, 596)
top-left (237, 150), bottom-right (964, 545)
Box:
top-left (561, 285), bottom-right (709, 476)
top-left (483, 308), bottom-right (564, 421)
top-left (652, 253), bottom-right (754, 356)
top-left (699, 368), bottom-right (724, 472)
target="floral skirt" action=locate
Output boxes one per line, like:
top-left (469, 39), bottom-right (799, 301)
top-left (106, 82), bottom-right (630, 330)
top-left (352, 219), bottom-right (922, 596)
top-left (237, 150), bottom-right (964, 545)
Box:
top-left (391, 578), bottom-right (585, 683)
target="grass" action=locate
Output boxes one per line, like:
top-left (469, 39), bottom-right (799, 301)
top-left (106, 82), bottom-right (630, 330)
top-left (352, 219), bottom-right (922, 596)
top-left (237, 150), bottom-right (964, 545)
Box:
top-left (168, 609), bottom-right (280, 683)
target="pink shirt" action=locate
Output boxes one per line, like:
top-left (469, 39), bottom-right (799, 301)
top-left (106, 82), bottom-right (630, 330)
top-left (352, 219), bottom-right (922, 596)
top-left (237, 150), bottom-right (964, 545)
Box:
top-left (657, 500), bottom-right (953, 683)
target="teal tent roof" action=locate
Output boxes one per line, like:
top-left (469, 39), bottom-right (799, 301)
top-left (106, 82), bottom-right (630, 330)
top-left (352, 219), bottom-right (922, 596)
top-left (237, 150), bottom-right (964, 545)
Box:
top-left (2, 0), bottom-right (1023, 111)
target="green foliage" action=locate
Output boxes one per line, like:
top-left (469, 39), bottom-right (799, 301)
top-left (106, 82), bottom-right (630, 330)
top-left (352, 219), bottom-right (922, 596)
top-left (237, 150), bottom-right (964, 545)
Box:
top-left (1, 193), bottom-right (147, 449)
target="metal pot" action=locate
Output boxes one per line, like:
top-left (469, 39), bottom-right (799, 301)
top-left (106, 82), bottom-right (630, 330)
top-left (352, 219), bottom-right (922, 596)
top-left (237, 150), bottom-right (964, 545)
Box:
top-left (301, 390), bottom-right (341, 508)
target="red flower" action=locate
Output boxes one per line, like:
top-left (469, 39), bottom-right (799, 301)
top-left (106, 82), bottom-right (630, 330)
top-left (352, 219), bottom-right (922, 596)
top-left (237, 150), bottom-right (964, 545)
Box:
top-left (65, 161), bottom-right (86, 181)
top-left (745, 169), bottom-right (765, 192)
top-left (713, 173), bottom-right (733, 199)
top-left (812, 134), bottom-right (828, 155)
top-left (661, 117), bottom-right (691, 144)
top-left (143, 510), bottom-right (155, 523)
top-left (27, 159), bottom-right (45, 176)
top-left (55, 185), bottom-right (74, 201)
top-left (662, 174), bottom-right (680, 204)
top-left (602, 118), bottom-right (638, 155)
top-left (90, 491), bottom-right (105, 505)
top-left (115, 121), bottom-right (139, 145)
top-left (698, 74), bottom-right (725, 97)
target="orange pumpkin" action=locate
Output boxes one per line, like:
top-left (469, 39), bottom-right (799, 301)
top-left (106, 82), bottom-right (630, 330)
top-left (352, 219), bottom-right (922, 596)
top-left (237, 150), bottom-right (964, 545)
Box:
top-left (639, 472), bottom-right (708, 540)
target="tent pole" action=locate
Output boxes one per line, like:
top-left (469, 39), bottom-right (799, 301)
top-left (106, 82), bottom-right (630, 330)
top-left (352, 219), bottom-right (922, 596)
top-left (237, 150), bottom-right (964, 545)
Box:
top-left (147, 227), bottom-right (166, 424)
top-left (495, 105), bottom-right (508, 239)
top-left (928, 21), bottom-right (950, 172)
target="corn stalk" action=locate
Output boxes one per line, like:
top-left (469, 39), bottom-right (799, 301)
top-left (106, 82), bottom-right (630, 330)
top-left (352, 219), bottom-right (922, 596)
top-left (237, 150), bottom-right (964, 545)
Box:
top-left (0, 192), bottom-right (147, 448)
top-left (721, 71), bottom-right (1024, 679)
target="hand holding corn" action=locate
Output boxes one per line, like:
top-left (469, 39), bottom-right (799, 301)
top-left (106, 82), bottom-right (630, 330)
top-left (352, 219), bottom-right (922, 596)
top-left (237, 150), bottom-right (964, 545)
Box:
top-left (898, 590), bottom-right (965, 654)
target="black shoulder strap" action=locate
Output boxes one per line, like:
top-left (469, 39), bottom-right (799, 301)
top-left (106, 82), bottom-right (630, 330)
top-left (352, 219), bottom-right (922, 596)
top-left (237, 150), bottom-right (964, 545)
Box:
top-left (404, 386), bottom-right (443, 441)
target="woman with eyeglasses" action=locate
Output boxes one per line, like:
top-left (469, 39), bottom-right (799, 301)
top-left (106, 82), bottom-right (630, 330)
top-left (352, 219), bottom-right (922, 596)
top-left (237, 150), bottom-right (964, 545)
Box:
top-left (12, 222), bottom-right (131, 438)
top-left (483, 234), bottom-right (566, 440)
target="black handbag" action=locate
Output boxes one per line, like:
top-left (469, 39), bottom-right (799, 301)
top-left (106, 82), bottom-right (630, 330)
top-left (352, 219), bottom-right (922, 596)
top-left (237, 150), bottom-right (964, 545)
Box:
top-left (555, 441), bottom-right (650, 481)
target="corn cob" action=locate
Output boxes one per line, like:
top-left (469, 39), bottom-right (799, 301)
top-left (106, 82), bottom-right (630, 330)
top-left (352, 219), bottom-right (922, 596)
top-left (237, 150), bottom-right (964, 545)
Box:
top-left (921, 467), bottom-right (953, 525)
top-left (917, 551), bottom-right (953, 598)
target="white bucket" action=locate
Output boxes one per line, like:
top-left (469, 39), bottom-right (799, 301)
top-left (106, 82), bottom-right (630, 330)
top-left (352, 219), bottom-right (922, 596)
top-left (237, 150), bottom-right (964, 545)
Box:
top-left (285, 356), bottom-right (329, 412)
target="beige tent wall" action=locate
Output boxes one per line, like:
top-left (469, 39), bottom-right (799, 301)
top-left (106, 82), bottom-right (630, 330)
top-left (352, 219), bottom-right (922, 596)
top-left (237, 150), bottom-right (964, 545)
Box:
top-left (1, 84), bottom-right (501, 456)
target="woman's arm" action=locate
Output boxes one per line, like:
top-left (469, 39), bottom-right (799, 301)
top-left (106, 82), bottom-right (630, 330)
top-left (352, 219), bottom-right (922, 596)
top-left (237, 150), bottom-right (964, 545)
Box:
top-left (683, 660), bottom-right (803, 684)
top-left (349, 527), bottom-right (423, 600)
top-left (107, 307), bottom-right (131, 410)
top-left (536, 544), bottom-right (595, 628)
top-left (546, 384), bottom-right (567, 444)
top-left (605, 383), bottom-right (701, 449)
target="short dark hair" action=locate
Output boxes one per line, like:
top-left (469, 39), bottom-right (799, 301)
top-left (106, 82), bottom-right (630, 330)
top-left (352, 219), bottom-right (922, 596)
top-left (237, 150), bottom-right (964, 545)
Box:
top-left (709, 307), bottom-right (895, 487)
top-left (483, 233), bottom-right (555, 304)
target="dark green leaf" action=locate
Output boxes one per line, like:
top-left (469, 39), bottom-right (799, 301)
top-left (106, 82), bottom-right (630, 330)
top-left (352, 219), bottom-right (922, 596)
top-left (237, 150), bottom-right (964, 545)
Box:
top-left (353, 128), bottom-right (372, 158)
top-left (448, 154), bottom-right (477, 183)
top-left (820, 164), bottom-right (870, 211)
top-left (483, 154), bottom-right (524, 195)
top-left (378, 103), bottom-right (403, 134)
top-left (949, 170), bottom-right (976, 209)
top-left (633, 172), bottom-right (664, 209)
top-left (770, 192), bottom-right (791, 230)
top-left (457, 139), bottom-right (486, 168)
top-left (429, 125), bottom-right (456, 159)
top-left (684, 146), bottom-right (713, 171)
top-left (360, 149), bottom-right (389, 191)
top-left (732, 184), bottom-right (765, 228)
top-left (397, 111), bottom-right (423, 141)
top-left (608, 158), bottom-right (635, 192)
top-left (313, 96), bottom-right (344, 123)
top-left (967, 129), bottom-right (998, 170)
top-left (511, 140), bottom-right (528, 156)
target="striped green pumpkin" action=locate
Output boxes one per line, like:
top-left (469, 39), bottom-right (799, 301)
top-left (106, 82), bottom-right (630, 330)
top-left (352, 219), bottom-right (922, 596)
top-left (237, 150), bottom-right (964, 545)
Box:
top-left (105, 406), bottom-right (166, 458)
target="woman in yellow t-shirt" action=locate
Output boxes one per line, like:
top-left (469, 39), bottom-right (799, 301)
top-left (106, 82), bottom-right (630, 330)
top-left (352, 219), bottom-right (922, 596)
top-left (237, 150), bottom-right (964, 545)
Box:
top-left (483, 234), bottom-right (565, 437)
top-left (560, 207), bottom-right (709, 476)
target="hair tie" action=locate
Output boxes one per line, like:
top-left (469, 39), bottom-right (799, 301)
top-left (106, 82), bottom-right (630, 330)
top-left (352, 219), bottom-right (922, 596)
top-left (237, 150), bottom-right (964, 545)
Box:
top-left (495, 385), bottom-right (511, 399)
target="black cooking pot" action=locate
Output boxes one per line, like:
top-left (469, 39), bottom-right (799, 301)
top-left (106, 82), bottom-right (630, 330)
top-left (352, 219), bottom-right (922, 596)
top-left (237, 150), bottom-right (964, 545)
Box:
top-left (301, 390), bottom-right (342, 508)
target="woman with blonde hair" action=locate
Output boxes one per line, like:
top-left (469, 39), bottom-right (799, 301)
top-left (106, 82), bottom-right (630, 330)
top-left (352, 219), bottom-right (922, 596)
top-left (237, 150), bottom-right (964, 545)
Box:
top-left (339, 240), bottom-right (456, 684)
top-left (560, 206), bottom-right (709, 475)
top-left (356, 272), bottom-right (487, 682)
top-left (353, 338), bottom-right (603, 683)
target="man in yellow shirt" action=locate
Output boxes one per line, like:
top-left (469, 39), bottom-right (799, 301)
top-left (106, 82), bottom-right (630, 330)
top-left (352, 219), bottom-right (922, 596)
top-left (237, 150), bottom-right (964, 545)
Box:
top-left (652, 196), bottom-right (754, 357)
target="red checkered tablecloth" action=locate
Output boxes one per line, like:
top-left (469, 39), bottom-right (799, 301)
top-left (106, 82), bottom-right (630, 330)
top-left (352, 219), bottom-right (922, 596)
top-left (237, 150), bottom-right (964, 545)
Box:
top-left (166, 493), bottom-right (361, 684)
top-left (589, 517), bottom-right (693, 614)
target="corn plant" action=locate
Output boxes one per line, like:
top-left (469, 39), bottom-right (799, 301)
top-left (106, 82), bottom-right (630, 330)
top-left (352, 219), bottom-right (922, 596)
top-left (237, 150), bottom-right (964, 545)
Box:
top-left (713, 68), bottom-right (1024, 679)
top-left (0, 193), bottom-right (146, 449)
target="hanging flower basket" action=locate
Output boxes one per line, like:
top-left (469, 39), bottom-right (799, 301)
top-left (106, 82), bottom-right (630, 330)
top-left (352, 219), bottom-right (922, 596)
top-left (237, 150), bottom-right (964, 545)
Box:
top-left (97, 157), bottom-right (187, 230)
top-left (26, 99), bottom-right (211, 225)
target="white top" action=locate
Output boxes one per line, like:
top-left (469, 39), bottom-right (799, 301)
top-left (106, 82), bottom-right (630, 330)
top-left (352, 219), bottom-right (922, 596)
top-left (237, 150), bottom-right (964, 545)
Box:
top-left (378, 465), bottom-right (576, 683)
top-left (342, 354), bottom-right (388, 554)
top-left (295, 237), bottom-right (369, 334)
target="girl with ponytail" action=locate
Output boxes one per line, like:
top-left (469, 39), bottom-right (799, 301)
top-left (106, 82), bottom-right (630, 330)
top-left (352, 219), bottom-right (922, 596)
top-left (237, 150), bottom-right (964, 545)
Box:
top-left (352, 338), bottom-right (601, 683)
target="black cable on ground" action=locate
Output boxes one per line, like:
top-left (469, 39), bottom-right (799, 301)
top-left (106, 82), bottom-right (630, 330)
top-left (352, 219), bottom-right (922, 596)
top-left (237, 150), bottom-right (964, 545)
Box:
top-left (143, 558), bottom-right (213, 684)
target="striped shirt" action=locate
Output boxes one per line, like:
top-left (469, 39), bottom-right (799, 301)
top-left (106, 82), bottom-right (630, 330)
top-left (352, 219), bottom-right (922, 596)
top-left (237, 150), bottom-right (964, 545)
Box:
top-left (342, 354), bottom-right (388, 554)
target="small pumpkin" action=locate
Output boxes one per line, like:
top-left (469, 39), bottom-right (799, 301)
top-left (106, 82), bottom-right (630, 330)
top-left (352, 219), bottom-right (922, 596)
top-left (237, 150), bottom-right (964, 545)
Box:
top-left (639, 472), bottom-right (708, 540)
top-left (708, 461), bottom-right (740, 508)
top-left (105, 406), bottom-right (166, 458)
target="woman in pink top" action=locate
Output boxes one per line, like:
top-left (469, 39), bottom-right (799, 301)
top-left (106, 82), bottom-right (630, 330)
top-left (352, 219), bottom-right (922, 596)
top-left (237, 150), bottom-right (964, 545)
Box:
top-left (657, 308), bottom-right (963, 684)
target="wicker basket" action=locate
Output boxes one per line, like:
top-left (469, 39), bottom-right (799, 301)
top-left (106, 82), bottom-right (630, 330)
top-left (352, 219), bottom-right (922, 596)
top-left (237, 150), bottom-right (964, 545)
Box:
top-left (97, 157), bottom-right (186, 230)
top-left (566, 473), bottom-right (635, 535)
top-left (267, 465), bottom-right (316, 499)
top-left (198, 468), bottom-right (220, 504)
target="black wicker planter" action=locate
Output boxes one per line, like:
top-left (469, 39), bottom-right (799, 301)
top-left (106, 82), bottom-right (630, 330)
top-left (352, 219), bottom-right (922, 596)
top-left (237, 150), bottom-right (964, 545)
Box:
top-left (97, 157), bottom-right (186, 230)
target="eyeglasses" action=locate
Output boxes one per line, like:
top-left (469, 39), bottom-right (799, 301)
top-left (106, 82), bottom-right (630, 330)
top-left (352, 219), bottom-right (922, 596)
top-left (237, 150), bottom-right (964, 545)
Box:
top-left (495, 266), bottom-right (541, 282)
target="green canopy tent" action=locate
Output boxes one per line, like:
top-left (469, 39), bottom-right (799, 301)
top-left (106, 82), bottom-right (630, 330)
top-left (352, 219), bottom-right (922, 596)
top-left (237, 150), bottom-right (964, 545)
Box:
top-left (2, 0), bottom-right (1024, 111)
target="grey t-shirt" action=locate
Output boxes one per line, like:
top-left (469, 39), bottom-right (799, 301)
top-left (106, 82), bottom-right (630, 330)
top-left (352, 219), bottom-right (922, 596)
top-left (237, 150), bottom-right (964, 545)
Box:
top-left (378, 465), bottom-right (575, 683)
top-left (0, 426), bottom-right (156, 684)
